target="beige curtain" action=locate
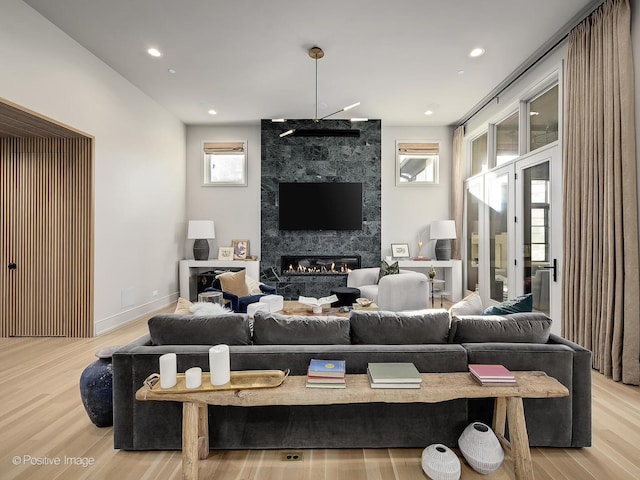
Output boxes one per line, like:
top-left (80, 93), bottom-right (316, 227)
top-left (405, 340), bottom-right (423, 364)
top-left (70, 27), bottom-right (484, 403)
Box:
top-left (563, 0), bottom-right (639, 384)
top-left (451, 125), bottom-right (465, 259)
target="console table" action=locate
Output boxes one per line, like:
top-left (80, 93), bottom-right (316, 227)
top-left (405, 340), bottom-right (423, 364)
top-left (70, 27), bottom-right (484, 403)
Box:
top-left (136, 371), bottom-right (568, 480)
top-left (179, 259), bottom-right (260, 301)
top-left (397, 259), bottom-right (462, 302)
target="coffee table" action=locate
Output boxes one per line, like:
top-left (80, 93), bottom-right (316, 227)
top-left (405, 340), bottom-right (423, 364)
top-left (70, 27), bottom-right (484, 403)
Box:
top-left (136, 371), bottom-right (568, 480)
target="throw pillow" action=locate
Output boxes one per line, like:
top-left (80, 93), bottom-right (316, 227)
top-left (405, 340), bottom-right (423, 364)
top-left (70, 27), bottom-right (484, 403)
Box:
top-left (245, 275), bottom-right (263, 295)
top-left (189, 302), bottom-right (232, 316)
top-left (217, 270), bottom-right (250, 297)
top-left (377, 260), bottom-right (399, 283)
top-left (483, 293), bottom-right (533, 315)
top-left (174, 297), bottom-right (193, 315)
top-left (449, 292), bottom-right (483, 317)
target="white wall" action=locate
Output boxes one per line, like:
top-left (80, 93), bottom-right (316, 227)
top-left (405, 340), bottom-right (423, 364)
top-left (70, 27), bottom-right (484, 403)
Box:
top-left (381, 125), bottom-right (454, 259)
top-left (185, 125), bottom-right (261, 259)
top-left (0, 0), bottom-right (186, 334)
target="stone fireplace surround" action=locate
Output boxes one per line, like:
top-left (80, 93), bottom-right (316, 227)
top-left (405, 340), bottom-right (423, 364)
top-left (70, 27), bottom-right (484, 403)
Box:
top-left (260, 119), bottom-right (382, 299)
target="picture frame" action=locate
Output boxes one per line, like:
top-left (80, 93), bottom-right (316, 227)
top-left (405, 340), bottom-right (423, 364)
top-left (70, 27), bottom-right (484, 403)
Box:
top-left (231, 239), bottom-right (250, 260)
top-left (391, 243), bottom-right (410, 258)
top-left (218, 247), bottom-right (234, 261)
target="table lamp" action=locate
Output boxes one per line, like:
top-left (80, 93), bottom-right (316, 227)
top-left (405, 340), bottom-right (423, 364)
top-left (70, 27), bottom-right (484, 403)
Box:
top-left (187, 220), bottom-right (215, 260)
top-left (431, 220), bottom-right (456, 261)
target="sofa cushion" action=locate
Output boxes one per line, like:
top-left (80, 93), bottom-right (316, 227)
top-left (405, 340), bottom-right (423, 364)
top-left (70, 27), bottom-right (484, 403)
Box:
top-left (449, 312), bottom-right (552, 343)
top-left (148, 313), bottom-right (251, 345)
top-left (377, 260), bottom-right (399, 283)
top-left (349, 310), bottom-right (451, 344)
top-left (482, 293), bottom-right (533, 315)
top-left (253, 312), bottom-right (351, 345)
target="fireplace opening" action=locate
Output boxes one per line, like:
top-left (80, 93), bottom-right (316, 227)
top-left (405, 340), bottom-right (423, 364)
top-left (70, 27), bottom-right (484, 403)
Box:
top-left (281, 255), bottom-right (361, 275)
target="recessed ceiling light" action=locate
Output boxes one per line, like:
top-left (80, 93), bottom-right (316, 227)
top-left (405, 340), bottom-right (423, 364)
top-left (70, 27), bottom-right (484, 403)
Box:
top-left (207, 109), bottom-right (217, 115)
top-left (168, 68), bottom-right (176, 74)
top-left (458, 70), bottom-right (465, 75)
top-left (469, 47), bottom-right (485, 58)
top-left (424, 110), bottom-right (434, 116)
top-left (147, 47), bottom-right (162, 57)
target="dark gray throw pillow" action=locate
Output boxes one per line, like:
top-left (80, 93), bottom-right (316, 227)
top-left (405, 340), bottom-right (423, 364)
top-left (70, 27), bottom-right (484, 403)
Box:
top-left (253, 312), bottom-right (351, 345)
top-left (148, 313), bottom-right (251, 345)
top-left (349, 310), bottom-right (450, 344)
top-left (449, 312), bottom-right (552, 343)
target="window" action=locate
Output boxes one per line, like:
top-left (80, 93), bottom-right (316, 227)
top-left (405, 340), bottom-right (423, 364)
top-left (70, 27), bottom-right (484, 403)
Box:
top-left (202, 141), bottom-right (247, 186)
top-left (495, 112), bottom-right (519, 165)
top-left (471, 133), bottom-right (488, 176)
top-left (529, 85), bottom-right (558, 152)
top-left (396, 141), bottom-right (439, 185)
top-left (529, 179), bottom-right (549, 262)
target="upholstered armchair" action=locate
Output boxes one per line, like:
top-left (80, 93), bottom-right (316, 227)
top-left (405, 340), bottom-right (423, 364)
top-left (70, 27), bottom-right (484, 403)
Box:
top-left (347, 268), bottom-right (429, 311)
top-left (204, 270), bottom-right (277, 313)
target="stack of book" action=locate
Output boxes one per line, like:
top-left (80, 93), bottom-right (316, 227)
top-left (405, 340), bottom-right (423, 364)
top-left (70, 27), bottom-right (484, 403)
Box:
top-left (469, 364), bottom-right (518, 386)
top-left (306, 359), bottom-right (346, 388)
top-left (367, 362), bottom-right (422, 389)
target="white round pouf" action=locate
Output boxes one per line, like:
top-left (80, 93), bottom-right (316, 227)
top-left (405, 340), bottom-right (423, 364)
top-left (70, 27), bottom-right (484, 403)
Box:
top-left (458, 422), bottom-right (504, 474)
top-left (421, 444), bottom-right (461, 480)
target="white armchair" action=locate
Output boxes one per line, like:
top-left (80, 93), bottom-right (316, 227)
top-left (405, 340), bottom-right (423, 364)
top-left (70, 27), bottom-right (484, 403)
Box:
top-left (347, 268), bottom-right (429, 311)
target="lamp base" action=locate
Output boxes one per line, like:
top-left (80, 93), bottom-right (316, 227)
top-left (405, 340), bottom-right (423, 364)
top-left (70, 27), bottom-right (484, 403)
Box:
top-left (434, 239), bottom-right (452, 261)
top-left (193, 239), bottom-right (210, 261)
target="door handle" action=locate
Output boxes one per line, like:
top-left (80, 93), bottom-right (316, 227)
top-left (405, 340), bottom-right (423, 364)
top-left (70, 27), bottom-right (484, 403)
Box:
top-left (8, 263), bottom-right (17, 270)
top-left (539, 259), bottom-right (557, 282)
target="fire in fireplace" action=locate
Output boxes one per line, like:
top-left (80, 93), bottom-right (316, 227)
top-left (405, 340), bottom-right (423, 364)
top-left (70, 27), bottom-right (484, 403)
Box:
top-left (281, 255), bottom-right (361, 275)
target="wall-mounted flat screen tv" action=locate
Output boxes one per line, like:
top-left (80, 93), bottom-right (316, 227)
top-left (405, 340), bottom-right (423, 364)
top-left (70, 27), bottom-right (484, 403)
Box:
top-left (279, 182), bottom-right (363, 230)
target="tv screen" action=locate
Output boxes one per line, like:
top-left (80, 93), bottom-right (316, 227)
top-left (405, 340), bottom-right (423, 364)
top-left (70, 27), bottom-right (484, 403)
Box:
top-left (279, 182), bottom-right (363, 230)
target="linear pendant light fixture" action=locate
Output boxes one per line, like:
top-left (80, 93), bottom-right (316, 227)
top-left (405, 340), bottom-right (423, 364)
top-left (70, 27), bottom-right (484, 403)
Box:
top-left (278, 46), bottom-right (364, 137)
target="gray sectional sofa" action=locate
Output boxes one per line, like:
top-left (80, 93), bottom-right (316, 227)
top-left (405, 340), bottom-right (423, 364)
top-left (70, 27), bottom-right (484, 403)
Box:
top-left (112, 309), bottom-right (592, 451)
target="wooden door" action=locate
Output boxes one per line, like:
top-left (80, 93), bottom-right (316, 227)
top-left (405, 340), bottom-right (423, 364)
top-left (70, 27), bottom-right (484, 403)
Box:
top-left (1, 135), bottom-right (93, 337)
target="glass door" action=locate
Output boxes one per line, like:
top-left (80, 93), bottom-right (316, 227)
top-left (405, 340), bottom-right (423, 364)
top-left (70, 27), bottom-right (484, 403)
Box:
top-left (515, 144), bottom-right (562, 326)
top-left (486, 166), bottom-right (513, 302)
top-left (464, 177), bottom-right (484, 294)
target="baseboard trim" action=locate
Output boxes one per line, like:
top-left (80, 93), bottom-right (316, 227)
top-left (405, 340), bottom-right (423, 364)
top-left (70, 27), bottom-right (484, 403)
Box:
top-left (94, 292), bottom-right (178, 336)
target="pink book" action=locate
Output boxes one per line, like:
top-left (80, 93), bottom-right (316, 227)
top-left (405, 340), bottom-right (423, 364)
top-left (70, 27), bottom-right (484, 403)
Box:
top-left (469, 364), bottom-right (516, 380)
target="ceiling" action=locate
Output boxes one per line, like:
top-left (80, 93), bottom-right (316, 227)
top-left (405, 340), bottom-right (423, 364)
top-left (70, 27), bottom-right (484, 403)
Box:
top-left (23, 0), bottom-right (601, 127)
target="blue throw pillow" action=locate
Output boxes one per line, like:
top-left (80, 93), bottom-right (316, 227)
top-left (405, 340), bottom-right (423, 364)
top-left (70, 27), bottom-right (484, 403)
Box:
top-left (483, 293), bottom-right (533, 315)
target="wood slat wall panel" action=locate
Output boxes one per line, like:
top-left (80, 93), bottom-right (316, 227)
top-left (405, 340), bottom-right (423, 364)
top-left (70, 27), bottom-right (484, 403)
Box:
top-left (1, 137), bottom-right (93, 337)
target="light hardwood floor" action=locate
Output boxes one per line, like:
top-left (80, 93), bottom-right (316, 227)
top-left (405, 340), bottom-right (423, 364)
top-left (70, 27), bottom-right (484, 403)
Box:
top-left (0, 306), bottom-right (638, 480)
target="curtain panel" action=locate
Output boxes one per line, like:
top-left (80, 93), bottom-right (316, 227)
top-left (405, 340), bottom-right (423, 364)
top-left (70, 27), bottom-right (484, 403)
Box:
top-left (451, 125), bottom-right (465, 260)
top-left (563, 0), bottom-right (639, 384)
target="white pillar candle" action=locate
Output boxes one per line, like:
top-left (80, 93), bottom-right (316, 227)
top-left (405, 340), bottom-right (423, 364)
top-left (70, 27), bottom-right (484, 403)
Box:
top-left (159, 353), bottom-right (177, 389)
top-left (185, 367), bottom-right (202, 389)
top-left (209, 344), bottom-right (230, 386)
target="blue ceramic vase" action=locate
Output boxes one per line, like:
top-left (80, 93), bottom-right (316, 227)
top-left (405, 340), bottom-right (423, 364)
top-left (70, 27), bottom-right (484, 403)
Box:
top-left (79, 346), bottom-right (120, 427)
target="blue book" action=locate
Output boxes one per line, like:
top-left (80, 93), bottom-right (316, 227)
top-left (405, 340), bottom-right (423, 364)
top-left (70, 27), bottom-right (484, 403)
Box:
top-left (308, 359), bottom-right (346, 378)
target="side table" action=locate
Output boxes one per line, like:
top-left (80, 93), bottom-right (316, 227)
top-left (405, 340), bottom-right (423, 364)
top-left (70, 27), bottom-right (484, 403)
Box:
top-left (197, 291), bottom-right (223, 305)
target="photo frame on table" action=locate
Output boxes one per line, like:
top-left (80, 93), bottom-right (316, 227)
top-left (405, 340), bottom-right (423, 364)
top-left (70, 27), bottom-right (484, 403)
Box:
top-left (391, 243), bottom-right (410, 258)
top-left (218, 247), bottom-right (234, 261)
top-left (232, 239), bottom-right (250, 260)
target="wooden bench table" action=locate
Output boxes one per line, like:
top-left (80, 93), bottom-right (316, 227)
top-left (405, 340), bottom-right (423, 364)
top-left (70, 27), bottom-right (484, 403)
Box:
top-left (135, 371), bottom-right (568, 480)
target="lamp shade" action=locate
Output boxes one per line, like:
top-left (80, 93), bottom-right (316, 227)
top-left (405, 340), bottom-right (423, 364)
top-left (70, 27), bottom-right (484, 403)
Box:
top-left (187, 220), bottom-right (215, 239)
top-left (431, 220), bottom-right (456, 240)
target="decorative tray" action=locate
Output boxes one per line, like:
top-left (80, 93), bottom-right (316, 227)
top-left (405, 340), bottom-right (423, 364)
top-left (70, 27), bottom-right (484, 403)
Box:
top-left (142, 369), bottom-right (289, 394)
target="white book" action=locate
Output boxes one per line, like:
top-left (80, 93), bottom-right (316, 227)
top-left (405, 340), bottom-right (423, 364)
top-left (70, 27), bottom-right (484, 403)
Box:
top-left (306, 382), bottom-right (346, 389)
top-left (367, 370), bottom-right (421, 388)
top-left (298, 295), bottom-right (338, 307)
